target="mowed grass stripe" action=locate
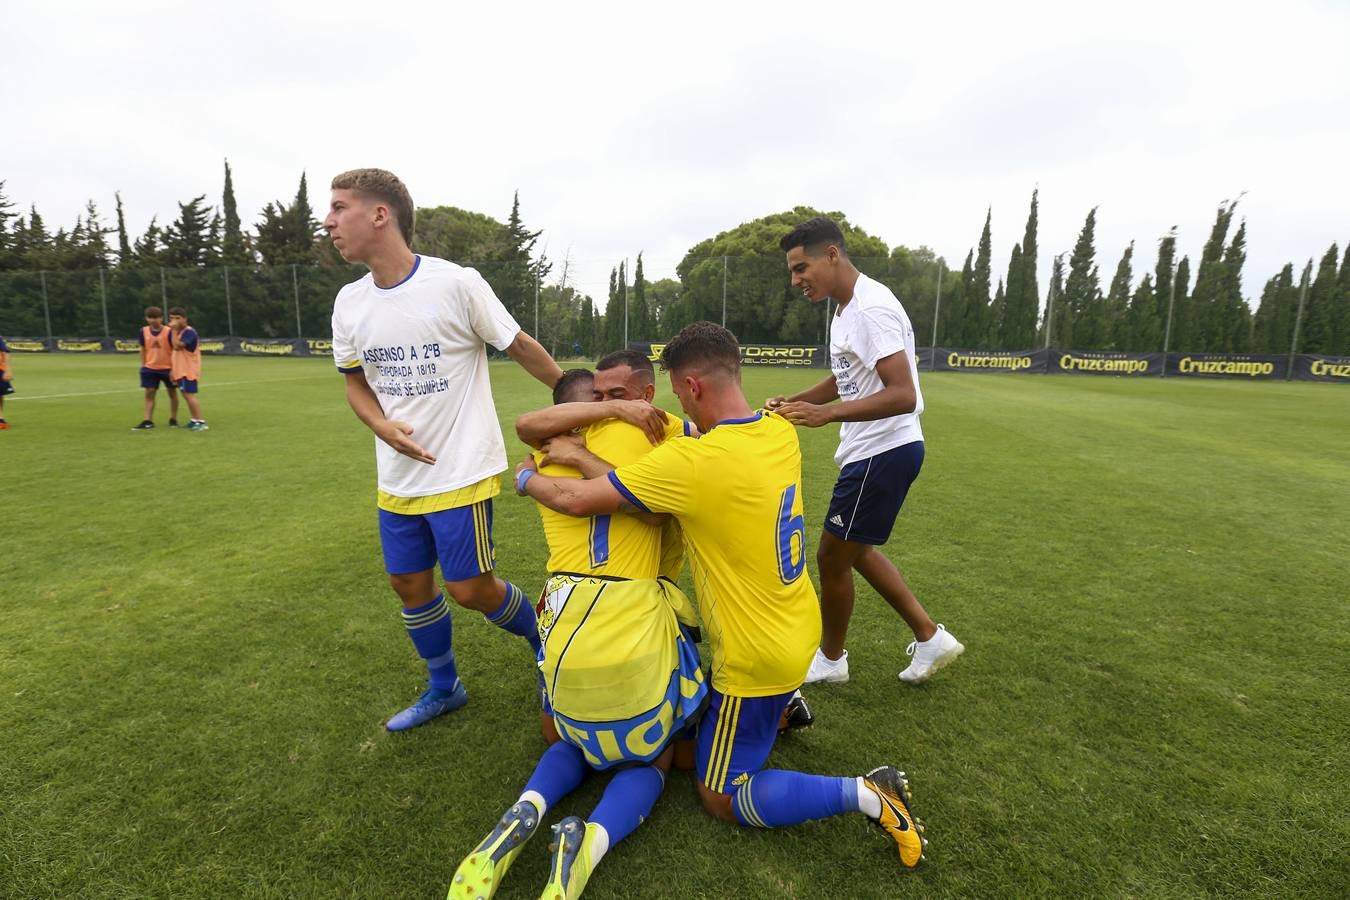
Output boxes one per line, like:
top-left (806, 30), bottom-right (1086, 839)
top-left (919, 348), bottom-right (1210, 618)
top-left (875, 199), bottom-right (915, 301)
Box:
top-left (2, 355), bottom-right (1346, 899)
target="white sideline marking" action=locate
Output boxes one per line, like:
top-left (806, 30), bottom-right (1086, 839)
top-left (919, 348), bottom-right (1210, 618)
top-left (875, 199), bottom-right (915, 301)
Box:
top-left (12, 373), bottom-right (332, 401)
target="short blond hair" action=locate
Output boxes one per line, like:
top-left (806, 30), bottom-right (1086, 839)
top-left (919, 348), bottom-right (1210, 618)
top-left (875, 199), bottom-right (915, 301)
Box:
top-left (331, 168), bottom-right (415, 246)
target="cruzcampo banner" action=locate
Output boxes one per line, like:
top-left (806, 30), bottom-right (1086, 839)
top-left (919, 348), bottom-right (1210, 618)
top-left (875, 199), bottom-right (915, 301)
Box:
top-left (1051, 350), bottom-right (1164, 376)
top-left (932, 348), bottom-right (1049, 373)
top-left (1292, 354), bottom-right (1350, 383)
top-left (630, 341), bottom-right (828, 368)
top-left (1166, 353), bottom-right (1287, 380)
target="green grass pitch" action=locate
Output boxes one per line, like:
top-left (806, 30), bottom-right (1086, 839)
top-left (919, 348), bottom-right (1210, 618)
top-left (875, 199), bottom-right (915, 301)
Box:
top-left (2, 354), bottom-right (1347, 898)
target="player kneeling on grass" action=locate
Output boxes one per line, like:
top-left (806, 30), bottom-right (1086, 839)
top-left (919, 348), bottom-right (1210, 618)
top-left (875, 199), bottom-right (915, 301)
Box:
top-left (517, 323), bottom-right (929, 876)
top-left (168, 307), bottom-right (208, 431)
top-left (450, 369), bottom-right (708, 899)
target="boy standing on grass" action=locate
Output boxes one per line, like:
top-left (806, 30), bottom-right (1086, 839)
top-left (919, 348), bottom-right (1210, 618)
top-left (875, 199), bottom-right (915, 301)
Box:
top-left (0, 335), bottom-right (12, 429)
top-left (133, 306), bottom-right (180, 430)
top-left (771, 217), bottom-right (963, 685)
top-left (169, 307), bottom-right (207, 431)
top-left (325, 167), bottom-right (562, 732)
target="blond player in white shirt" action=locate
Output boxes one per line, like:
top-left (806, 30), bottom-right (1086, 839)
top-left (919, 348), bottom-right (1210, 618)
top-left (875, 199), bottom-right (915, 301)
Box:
top-left (769, 217), bottom-right (963, 686)
top-left (325, 168), bottom-right (562, 731)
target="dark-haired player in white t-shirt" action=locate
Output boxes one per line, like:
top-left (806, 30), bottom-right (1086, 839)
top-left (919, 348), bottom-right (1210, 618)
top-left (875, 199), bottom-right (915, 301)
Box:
top-left (770, 217), bottom-right (963, 686)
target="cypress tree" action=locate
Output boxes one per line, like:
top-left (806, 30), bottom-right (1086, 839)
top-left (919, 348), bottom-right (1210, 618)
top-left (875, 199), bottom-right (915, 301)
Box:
top-left (0, 180), bottom-right (14, 270)
top-left (968, 209), bottom-right (992, 347)
top-left (1041, 253), bottom-right (1066, 346)
top-left (1168, 256), bottom-right (1192, 351)
top-left (1188, 201), bottom-right (1237, 351)
top-left (1061, 208), bottom-right (1101, 349)
top-left (630, 253), bottom-right (649, 342)
top-left (221, 160), bottom-right (248, 264)
top-left (1252, 265), bottom-right (1295, 354)
top-left (1301, 243), bottom-right (1341, 353)
top-left (1336, 244), bottom-right (1350, 354)
top-left (1003, 189), bottom-right (1040, 348)
top-left (1219, 220), bottom-right (1250, 351)
top-left (1124, 274), bottom-right (1159, 351)
top-left (940, 250), bottom-right (973, 346)
top-left (114, 192), bottom-right (133, 267)
top-left (1151, 230), bottom-right (1177, 346)
top-left (1103, 242), bottom-right (1134, 349)
top-left (992, 244), bottom-right (1017, 348)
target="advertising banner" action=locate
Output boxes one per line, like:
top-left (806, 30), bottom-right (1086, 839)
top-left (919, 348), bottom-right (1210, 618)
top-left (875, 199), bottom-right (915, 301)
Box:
top-left (1291, 354), bottom-right (1350, 383)
top-left (1165, 353), bottom-right (1287, 380)
top-left (931, 348), bottom-right (1049, 373)
top-left (1051, 350), bottom-right (1163, 376)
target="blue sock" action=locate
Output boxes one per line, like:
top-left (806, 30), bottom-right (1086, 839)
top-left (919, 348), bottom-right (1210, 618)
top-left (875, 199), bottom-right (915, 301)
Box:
top-left (589, 765), bottom-right (665, 847)
top-left (523, 741), bottom-right (589, 810)
top-left (485, 581), bottom-right (541, 653)
top-left (731, 770), bottom-right (858, 828)
top-left (401, 594), bottom-right (459, 691)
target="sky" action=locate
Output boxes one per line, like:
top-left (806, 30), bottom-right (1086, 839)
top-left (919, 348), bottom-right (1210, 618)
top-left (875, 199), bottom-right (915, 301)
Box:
top-left (3, 0), bottom-right (1348, 314)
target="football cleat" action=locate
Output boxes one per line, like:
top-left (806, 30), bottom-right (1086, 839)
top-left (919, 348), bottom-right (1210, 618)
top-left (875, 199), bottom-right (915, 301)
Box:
top-left (169, 418), bottom-right (180, 428)
top-left (448, 799), bottom-right (541, 899)
top-left (803, 648), bottom-right (849, 684)
top-left (539, 816), bottom-right (600, 899)
top-left (899, 625), bottom-right (964, 684)
top-left (863, 765), bottom-right (925, 868)
top-left (386, 682), bottom-right (468, 732)
top-left (132, 420), bottom-right (155, 430)
top-left (778, 690), bottom-right (814, 733)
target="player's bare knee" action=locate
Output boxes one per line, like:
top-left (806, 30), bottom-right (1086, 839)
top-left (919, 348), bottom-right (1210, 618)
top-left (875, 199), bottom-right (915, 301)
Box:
top-left (444, 574), bottom-right (498, 611)
top-left (696, 782), bottom-right (738, 823)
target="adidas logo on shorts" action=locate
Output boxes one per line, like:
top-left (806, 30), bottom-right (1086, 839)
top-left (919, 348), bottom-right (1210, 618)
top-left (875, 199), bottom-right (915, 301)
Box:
top-left (829, 514), bottom-right (845, 527)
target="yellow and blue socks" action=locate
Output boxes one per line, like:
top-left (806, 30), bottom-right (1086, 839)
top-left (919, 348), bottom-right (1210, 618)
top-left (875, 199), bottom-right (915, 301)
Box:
top-left (731, 770), bottom-right (864, 828)
top-left (485, 581), bottom-right (541, 654)
top-left (401, 594), bottom-right (459, 691)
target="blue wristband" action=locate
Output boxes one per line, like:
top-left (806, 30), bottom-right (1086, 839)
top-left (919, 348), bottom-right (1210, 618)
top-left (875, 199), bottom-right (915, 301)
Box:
top-left (516, 469), bottom-right (535, 494)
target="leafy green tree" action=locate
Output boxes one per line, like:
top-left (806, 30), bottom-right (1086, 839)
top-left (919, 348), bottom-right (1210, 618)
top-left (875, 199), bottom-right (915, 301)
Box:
top-left (1103, 242), bottom-right (1133, 349)
top-left (646, 277), bottom-right (681, 337)
top-left (1301, 243), bottom-right (1341, 353)
top-left (161, 196), bottom-right (214, 268)
top-left (413, 206), bottom-right (504, 262)
top-left (1061, 208), bottom-right (1101, 348)
top-left (491, 191), bottom-right (549, 328)
top-left (221, 160), bottom-right (249, 264)
top-left (0, 180), bottom-right (16, 270)
top-left (675, 206), bottom-right (887, 344)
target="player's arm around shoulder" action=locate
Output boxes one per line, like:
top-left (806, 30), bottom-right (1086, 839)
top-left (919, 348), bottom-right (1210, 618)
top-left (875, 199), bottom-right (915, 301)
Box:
top-left (513, 453), bottom-right (624, 517)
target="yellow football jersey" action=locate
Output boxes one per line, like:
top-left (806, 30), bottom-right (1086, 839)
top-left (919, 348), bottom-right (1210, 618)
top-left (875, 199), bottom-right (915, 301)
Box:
top-left (534, 418), bottom-right (668, 578)
top-left (609, 411), bottom-right (821, 696)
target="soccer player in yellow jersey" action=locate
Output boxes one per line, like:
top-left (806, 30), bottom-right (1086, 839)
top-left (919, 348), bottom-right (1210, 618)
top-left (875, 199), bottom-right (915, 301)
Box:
top-left (451, 369), bottom-right (707, 900)
top-left (516, 323), bottom-right (929, 873)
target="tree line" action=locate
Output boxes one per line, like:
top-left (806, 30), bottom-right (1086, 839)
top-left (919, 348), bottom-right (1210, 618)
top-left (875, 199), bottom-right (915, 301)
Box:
top-left (1, 170), bottom-right (1346, 357)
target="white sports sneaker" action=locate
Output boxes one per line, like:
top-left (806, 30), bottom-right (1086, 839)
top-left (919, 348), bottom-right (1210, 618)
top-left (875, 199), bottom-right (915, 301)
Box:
top-left (898, 625), bottom-right (964, 684)
top-left (804, 648), bottom-right (849, 684)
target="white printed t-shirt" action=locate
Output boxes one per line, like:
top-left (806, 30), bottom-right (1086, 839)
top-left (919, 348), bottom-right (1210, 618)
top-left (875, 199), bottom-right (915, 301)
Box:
top-left (829, 273), bottom-right (925, 468)
top-left (331, 255), bottom-right (520, 498)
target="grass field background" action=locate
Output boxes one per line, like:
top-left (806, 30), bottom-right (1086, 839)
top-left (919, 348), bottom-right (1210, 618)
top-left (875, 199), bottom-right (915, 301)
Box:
top-left (2, 354), bottom-right (1347, 899)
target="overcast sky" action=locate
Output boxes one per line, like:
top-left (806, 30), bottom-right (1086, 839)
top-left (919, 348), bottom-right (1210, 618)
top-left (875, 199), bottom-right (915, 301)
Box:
top-left (4, 0), bottom-right (1347, 313)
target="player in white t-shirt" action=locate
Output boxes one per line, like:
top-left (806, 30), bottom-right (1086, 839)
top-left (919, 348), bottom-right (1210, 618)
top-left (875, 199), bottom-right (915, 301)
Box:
top-left (769, 217), bottom-right (963, 686)
top-left (325, 168), bottom-right (563, 731)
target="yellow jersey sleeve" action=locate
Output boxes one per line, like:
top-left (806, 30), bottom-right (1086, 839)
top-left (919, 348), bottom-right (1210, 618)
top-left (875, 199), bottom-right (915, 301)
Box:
top-left (606, 438), bottom-right (698, 517)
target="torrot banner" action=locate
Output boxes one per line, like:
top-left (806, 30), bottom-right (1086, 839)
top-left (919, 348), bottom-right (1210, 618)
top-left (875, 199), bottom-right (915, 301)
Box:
top-left (1165, 353), bottom-right (1287, 380)
top-left (8, 337), bottom-right (331, 357)
top-left (1051, 350), bottom-right (1164, 376)
top-left (630, 341), bottom-right (827, 368)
